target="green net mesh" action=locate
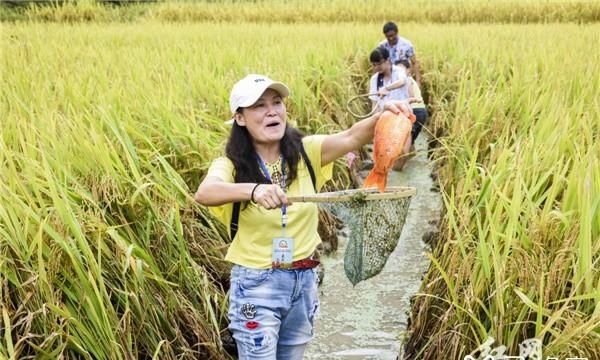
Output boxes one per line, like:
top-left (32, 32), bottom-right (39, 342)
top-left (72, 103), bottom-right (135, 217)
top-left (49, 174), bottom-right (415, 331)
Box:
top-left (314, 187), bottom-right (414, 285)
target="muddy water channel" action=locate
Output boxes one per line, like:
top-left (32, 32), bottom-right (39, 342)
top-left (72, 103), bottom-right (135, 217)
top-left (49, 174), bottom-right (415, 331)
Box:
top-left (305, 133), bottom-right (442, 360)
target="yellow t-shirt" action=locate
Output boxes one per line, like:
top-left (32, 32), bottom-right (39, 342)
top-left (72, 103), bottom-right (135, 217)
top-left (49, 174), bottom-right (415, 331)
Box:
top-left (206, 135), bottom-right (333, 269)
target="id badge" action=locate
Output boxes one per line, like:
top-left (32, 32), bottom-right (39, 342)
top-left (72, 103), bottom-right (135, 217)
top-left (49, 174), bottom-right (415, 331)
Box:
top-left (272, 237), bottom-right (294, 268)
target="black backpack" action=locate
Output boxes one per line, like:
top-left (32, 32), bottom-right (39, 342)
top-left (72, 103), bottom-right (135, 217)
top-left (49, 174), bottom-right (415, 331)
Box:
top-left (229, 145), bottom-right (317, 240)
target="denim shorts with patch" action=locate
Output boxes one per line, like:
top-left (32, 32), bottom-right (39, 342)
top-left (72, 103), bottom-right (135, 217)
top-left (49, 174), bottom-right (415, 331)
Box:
top-left (227, 265), bottom-right (320, 358)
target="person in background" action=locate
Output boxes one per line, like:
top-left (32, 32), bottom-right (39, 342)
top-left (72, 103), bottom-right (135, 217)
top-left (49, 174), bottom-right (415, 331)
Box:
top-left (194, 74), bottom-right (411, 360)
top-left (396, 59), bottom-right (428, 154)
top-left (378, 21), bottom-right (422, 87)
top-left (368, 48), bottom-right (414, 171)
top-left (369, 47), bottom-right (410, 110)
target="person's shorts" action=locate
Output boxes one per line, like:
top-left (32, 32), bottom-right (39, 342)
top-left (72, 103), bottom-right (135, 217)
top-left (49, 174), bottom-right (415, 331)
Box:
top-left (411, 107), bottom-right (428, 141)
top-left (228, 265), bottom-right (320, 358)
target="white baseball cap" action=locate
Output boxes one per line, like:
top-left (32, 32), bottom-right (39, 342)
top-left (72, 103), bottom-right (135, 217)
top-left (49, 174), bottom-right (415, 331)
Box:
top-left (226, 74), bottom-right (290, 124)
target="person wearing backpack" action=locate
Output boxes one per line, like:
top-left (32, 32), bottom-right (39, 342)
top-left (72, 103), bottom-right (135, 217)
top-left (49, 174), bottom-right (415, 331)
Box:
top-left (194, 74), bottom-right (409, 360)
top-left (368, 47), bottom-right (410, 111)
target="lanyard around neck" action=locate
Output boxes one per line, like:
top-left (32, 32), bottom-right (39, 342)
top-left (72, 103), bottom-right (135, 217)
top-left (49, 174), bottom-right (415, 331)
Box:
top-left (257, 155), bottom-right (288, 229)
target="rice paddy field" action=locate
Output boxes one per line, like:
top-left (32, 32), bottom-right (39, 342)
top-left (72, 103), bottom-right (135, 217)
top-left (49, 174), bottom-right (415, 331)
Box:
top-left (1, 1), bottom-right (599, 359)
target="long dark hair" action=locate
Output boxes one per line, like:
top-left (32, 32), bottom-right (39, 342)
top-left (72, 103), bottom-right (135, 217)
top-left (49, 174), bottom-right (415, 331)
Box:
top-left (225, 122), bottom-right (304, 187)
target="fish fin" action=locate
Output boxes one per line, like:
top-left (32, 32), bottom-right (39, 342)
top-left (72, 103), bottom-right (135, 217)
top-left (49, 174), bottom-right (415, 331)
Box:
top-left (409, 113), bottom-right (416, 123)
top-left (362, 170), bottom-right (387, 192)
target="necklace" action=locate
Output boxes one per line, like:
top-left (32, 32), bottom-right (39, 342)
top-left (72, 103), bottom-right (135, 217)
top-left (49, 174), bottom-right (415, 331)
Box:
top-left (259, 156), bottom-right (285, 189)
top-left (264, 156), bottom-right (281, 167)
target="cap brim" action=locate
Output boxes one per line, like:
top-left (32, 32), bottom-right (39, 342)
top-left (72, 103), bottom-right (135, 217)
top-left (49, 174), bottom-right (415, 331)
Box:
top-left (235, 82), bottom-right (290, 109)
top-left (267, 82), bottom-right (290, 98)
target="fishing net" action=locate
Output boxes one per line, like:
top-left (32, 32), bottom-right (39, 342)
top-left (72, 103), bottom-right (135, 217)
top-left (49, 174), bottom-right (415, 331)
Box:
top-left (289, 186), bottom-right (415, 285)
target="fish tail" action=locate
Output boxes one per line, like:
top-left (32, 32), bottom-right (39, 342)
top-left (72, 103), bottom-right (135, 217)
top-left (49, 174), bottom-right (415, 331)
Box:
top-left (362, 170), bottom-right (387, 192)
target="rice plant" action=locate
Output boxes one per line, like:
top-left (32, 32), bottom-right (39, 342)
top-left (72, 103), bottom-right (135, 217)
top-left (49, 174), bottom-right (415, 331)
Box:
top-left (1, 10), bottom-right (598, 360)
top-left (403, 23), bottom-right (600, 360)
top-left (2, 0), bottom-right (600, 24)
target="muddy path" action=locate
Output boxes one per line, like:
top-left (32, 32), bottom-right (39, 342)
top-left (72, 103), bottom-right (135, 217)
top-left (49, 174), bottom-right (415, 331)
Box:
top-left (305, 132), bottom-right (442, 360)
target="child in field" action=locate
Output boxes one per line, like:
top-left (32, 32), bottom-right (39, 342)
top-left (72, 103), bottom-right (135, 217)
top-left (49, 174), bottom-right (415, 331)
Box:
top-left (396, 59), bottom-right (428, 150)
top-left (390, 59), bottom-right (428, 170)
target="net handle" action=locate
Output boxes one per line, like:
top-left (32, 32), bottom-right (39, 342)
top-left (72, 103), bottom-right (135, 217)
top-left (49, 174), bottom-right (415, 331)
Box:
top-left (287, 187), bottom-right (416, 203)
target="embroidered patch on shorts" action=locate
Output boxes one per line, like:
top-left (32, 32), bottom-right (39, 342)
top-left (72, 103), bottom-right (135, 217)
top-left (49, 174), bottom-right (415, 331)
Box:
top-left (241, 303), bottom-right (256, 319)
top-left (245, 321), bottom-right (259, 330)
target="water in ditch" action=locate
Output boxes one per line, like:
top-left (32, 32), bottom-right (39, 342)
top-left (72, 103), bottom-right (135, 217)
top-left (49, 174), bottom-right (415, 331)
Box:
top-left (305, 132), bottom-right (442, 360)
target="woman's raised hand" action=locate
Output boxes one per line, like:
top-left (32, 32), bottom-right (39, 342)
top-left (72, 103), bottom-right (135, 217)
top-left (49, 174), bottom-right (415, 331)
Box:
top-left (252, 184), bottom-right (290, 210)
top-left (382, 100), bottom-right (413, 117)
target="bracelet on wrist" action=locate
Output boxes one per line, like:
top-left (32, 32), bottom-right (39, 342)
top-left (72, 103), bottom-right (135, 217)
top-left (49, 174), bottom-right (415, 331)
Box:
top-left (250, 183), bottom-right (261, 203)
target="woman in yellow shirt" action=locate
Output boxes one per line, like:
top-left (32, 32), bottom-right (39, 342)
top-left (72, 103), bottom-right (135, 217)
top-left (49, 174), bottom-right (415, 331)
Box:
top-left (194, 74), bottom-right (409, 360)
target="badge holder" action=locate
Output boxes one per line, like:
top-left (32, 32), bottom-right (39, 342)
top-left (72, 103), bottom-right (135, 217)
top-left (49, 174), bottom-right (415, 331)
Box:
top-left (272, 205), bottom-right (294, 268)
top-left (256, 155), bottom-right (295, 269)
top-left (272, 237), bottom-right (294, 268)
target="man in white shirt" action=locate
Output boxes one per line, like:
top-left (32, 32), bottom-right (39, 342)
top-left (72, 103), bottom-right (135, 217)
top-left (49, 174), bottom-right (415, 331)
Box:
top-left (378, 21), bottom-right (422, 86)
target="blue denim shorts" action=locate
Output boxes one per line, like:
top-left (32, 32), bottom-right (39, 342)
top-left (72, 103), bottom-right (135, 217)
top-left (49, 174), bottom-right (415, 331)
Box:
top-left (228, 265), bottom-right (320, 359)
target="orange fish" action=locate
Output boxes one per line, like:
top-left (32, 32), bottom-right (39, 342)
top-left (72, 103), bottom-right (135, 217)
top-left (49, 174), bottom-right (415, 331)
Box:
top-left (363, 108), bottom-right (416, 192)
